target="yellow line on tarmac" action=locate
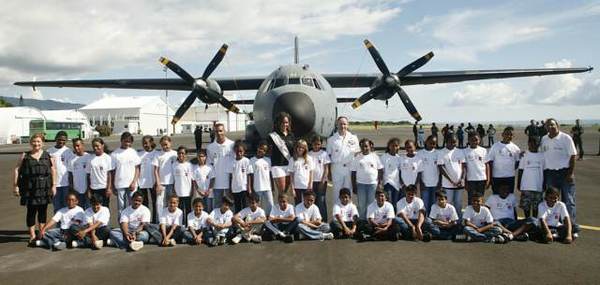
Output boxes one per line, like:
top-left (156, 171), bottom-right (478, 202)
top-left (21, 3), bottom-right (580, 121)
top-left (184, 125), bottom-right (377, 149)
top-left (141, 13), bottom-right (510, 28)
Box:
top-left (579, 225), bottom-right (600, 231)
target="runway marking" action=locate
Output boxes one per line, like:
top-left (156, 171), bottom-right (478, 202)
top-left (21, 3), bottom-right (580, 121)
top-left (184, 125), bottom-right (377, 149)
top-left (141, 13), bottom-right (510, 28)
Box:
top-left (579, 225), bottom-right (600, 231)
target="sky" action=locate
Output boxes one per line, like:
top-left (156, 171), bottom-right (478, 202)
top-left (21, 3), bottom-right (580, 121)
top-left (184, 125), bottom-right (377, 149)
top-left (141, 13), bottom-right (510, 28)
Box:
top-left (1, 0), bottom-right (599, 123)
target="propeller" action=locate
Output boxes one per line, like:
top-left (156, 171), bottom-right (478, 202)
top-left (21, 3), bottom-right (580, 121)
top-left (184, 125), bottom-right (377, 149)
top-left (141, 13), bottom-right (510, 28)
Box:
top-left (159, 44), bottom-right (240, 125)
top-left (352, 39), bottom-right (433, 121)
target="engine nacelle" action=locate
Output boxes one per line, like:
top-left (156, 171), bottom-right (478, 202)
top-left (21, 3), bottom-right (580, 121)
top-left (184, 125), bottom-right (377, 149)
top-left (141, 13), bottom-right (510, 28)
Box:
top-left (370, 76), bottom-right (397, 101)
top-left (193, 78), bottom-right (222, 104)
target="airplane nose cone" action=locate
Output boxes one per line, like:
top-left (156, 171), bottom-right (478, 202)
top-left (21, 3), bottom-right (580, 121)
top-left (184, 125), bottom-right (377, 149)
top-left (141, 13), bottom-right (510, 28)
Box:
top-left (273, 92), bottom-right (316, 137)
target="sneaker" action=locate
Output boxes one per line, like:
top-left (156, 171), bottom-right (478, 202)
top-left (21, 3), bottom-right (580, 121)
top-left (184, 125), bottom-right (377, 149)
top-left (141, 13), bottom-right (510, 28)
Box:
top-left (35, 240), bottom-right (44, 247)
top-left (209, 238), bottom-right (218, 247)
top-left (573, 233), bottom-right (579, 239)
top-left (105, 239), bottom-right (113, 247)
top-left (356, 232), bottom-right (366, 242)
top-left (494, 235), bottom-right (506, 244)
top-left (453, 234), bottom-right (468, 242)
top-left (93, 240), bottom-right (104, 249)
top-left (129, 241), bottom-right (144, 251)
top-left (231, 234), bottom-right (242, 244)
top-left (422, 233), bottom-right (432, 243)
top-left (323, 233), bottom-right (334, 240)
top-left (52, 242), bottom-right (66, 251)
top-left (514, 233), bottom-right (529, 242)
top-left (71, 241), bottom-right (79, 248)
top-left (218, 236), bottom-right (226, 245)
top-left (506, 233), bottom-right (514, 241)
top-left (552, 233), bottom-right (560, 240)
top-left (250, 235), bottom-right (262, 243)
top-left (283, 234), bottom-right (294, 243)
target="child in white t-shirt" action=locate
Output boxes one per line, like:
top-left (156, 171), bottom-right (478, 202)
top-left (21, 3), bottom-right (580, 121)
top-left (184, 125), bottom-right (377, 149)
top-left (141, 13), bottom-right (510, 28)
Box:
top-left (86, 138), bottom-right (114, 208)
top-left (437, 134), bottom-right (466, 217)
top-left (68, 138), bottom-right (91, 209)
top-left (418, 135), bottom-right (440, 214)
top-left (38, 192), bottom-right (85, 250)
top-left (517, 137), bottom-right (545, 218)
top-left (207, 196), bottom-right (235, 246)
top-left (231, 194), bottom-right (266, 243)
top-left (184, 198), bottom-right (210, 245)
top-left (487, 126), bottom-right (520, 194)
top-left (138, 135), bottom-right (159, 222)
top-left (264, 193), bottom-right (297, 243)
top-left (294, 191), bottom-right (333, 241)
top-left (288, 139), bottom-right (314, 205)
top-left (428, 191), bottom-right (460, 240)
top-left (47, 131), bottom-right (74, 213)
top-left (381, 138), bottom-right (401, 210)
top-left (153, 135), bottom-right (178, 219)
top-left (351, 138), bottom-right (383, 220)
top-left (250, 141), bottom-right (273, 215)
top-left (110, 132), bottom-right (141, 220)
top-left (72, 196), bottom-right (111, 249)
top-left (485, 185), bottom-right (533, 241)
top-left (536, 187), bottom-right (573, 244)
top-left (330, 188), bottom-right (359, 239)
top-left (458, 193), bottom-right (505, 243)
top-left (398, 140), bottom-right (423, 203)
top-left (394, 185), bottom-right (431, 241)
top-left (228, 140), bottom-right (252, 213)
top-left (173, 146), bottom-right (193, 225)
top-left (146, 195), bottom-right (184, 246)
top-left (309, 136), bottom-right (330, 221)
top-left (193, 150), bottom-right (215, 214)
top-left (358, 190), bottom-right (398, 241)
top-left (464, 134), bottom-right (490, 205)
top-left (109, 192), bottom-right (151, 251)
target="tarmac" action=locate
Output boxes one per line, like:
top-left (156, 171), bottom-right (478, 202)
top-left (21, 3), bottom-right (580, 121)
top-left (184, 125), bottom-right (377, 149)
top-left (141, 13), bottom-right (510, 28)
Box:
top-left (1, 125), bottom-right (599, 284)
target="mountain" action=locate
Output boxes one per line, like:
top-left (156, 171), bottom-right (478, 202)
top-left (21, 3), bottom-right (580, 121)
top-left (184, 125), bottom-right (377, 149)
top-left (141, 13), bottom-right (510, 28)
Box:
top-left (0, 96), bottom-right (84, 110)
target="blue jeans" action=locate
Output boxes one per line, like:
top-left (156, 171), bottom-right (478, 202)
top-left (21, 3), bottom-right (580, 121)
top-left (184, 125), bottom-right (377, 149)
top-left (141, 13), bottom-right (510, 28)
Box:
top-left (384, 183), bottom-right (402, 212)
top-left (255, 190), bottom-right (273, 217)
top-left (463, 225), bottom-right (502, 241)
top-left (145, 223), bottom-right (184, 244)
top-left (296, 220), bottom-right (331, 240)
top-left (444, 188), bottom-right (464, 218)
top-left (313, 182), bottom-right (328, 222)
top-left (109, 228), bottom-right (150, 249)
top-left (421, 186), bottom-right (438, 215)
top-left (77, 193), bottom-right (90, 210)
top-left (114, 187), bottom-right (132, 220)
top-left (357, 183), bottom-right (377, 220)
top-left (53, 186), bottom-right (69, 213)
top-left (183, 228), bottom-right (213, 244)
top-left (213, 188), bottom-right (227, 209)
top-left (545, 169), bottom-right (577, 224)
top-left (498, 217), bottom-right (535, 231)
top-left (69, 224), bottom-right (110, 247)
top-left (42, 228), bottom-right (67, 248)
top-left (264, 220), bottom-right (299, 238)
top-left (429, 223), bottom-right (459, 240)
top-left (394, 217), bottom-right (433, 240)
top-left (203, 197), bottom-right (214, 214)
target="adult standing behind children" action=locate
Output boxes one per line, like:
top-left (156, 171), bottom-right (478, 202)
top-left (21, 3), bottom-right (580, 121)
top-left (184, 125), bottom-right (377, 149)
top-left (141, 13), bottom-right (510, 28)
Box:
top-left (327, 116), bottom-right (360, 203)
top-left (13, 133), bottom-right (56, 244)
top-left (431, 123), bottom-right (439, 148)
top-left (267, 112), bottom-right (296, 195)
top-left (206, 123), bottom-right (235, 209)
top-left (194, 125), bottom-right (203, 153)
top-left (540, 118), bottom-right (578, 232)
top-left (570, 119), bottom-right (584, 160)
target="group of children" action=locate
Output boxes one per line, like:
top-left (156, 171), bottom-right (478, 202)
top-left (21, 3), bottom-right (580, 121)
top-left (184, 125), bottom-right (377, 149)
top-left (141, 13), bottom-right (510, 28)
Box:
top-left (32, 126), bottom-right (576, 251)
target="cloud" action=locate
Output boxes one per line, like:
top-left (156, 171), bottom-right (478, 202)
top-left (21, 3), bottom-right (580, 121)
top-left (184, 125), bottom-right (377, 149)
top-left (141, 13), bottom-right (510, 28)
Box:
top-left (449, 82), bottom-right (520, 106)
top-left (528, 59), bottom-right (599, 105)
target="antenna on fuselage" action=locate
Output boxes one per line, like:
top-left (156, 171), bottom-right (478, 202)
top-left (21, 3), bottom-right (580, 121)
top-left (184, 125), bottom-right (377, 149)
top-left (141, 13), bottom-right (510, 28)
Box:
top-left (294, 36), bottom-right (299, 64)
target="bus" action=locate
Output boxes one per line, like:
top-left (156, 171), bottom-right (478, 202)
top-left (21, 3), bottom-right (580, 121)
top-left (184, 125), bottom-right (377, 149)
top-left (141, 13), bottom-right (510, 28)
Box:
top-left (29, 120), bottom-right (83, 141)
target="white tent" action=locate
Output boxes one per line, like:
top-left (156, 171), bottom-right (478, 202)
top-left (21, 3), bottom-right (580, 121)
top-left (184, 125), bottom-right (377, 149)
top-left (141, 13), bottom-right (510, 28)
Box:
top-left (0, 107), bottom-right (45, 144)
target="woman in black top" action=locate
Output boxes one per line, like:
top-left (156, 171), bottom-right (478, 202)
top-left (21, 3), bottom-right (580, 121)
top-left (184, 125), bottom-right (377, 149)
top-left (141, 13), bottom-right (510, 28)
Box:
top-left (268, 112), bottom-right (296, 194)
top-left (13, 133), bottom-right (56, 243)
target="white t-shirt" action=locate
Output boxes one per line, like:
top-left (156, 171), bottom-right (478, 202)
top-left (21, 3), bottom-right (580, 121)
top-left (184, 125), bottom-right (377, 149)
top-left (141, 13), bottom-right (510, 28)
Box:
top-left (86, 153), bottom-right (114, 190)
top-left (193, 164), bottom-right (214, 197)
top-left (172, 161), bottom-right (193, 197)
top-left (84, 206), bottom-right (110, 227)
top-left (463, 146), bottom-right (488, 181)
top-left (437, 148), bottom-right (465, 188)
top-left (540, 132), bottom-right (577, 170)
top-left (399, 154), bottom-right (423, 186)
top-left (309, 150), bottom-right (331, 182)
top-left (463, 206), bottom-right (494, 228)
top-left (206, 139), bottom-right (235, 189)
top-left (380, 153), bottom-right (401, 190)
top-left (351, 153), bottom-right (383, 184)
top-left (518, 151), bottom-right (545, 192)
top-left (227, 157), bottom-right (252, 193)
top-left (209, 208), bottom-right (233, 225)
top-left (367, 201), bottom-right (395, 224)
top-left (326, 131), bottom-right (359, 165)
top-left (120, 205), bottom-right (151, 231)
top-left (418, 149), bottom-right (440, 187)
top-left (429, 203), bottom-right (459, 222)
top-left (187, 211), bottom-right (210, 230)
top-left (538, 201), bottom-right (570, 227)
top-left (52, 206), bottom-right (85, 229)
top-left (138, 150), bottom-right (158, 189)
top-left (269, 203), bottom-right (295, 219)
top-left (295, 203), bottom-right (322, 222)
top-left (288, 156), bottom-right (314, 189)
top-left (487, 142), bottom-right (520, 178)
top-left (396, 197), bottom-right (425, 220)
top-left (67, 153), bottom-right (91, 194)
top-left (332, 202), bottom-right (359, 222)
top-left (238, 207), bottom-right (266, 221)
top-left (250, 157), bottom-right (271, 192)
top-left (47, 146), bottom-right (74, 187)
top-left (110, 147), bottom-right (141, 189)
top-left (159, 207), bottom-right (183, 226)
top-left (485, 194), bottom-right (517, 221)
top-left (152, 150), bottom-right (177, 185)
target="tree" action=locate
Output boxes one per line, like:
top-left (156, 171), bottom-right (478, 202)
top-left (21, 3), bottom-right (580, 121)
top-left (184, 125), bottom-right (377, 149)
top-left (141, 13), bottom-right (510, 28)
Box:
top-left (0, 97), bottom-right (13, 107)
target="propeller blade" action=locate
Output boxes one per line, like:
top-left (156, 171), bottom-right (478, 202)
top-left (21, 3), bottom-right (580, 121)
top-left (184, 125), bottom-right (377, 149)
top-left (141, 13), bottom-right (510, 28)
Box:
top-left (351, 86), bottom-right (383, 109)
top-left (159, 57), bottom-right (196, 85)
top-left (364, 39), bottom-right (391, 76)
top-left (396, 51), bottom-right (434, 77)
top-left (202, 44), bottom-right (228, 79)
top-left (216, 95), bottom-right (241, 114)
top-left (395, 86), bottom-right (422, 121)
top-left (171, 90), bottom-right (201, 124)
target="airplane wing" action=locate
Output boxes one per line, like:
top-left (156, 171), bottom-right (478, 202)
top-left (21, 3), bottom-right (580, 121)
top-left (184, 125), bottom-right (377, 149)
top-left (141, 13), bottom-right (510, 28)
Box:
top-left (323, 67), bottom-right (593, 88)
top-left (13, 76), bottom-right (265, 91)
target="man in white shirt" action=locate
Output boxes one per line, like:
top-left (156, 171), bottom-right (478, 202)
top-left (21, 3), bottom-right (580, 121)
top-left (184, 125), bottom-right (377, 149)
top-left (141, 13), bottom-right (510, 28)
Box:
top-left (206, 123), bottom-right (234, 209)
top-left (326, 117), bottom-right (360, 203)
top-left (540, 118), bottom-right (578, 229)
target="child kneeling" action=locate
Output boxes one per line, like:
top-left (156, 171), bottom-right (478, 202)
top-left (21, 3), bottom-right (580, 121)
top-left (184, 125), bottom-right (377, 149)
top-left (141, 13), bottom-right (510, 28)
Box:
top-left (394, 185), bottom-right (432, 241)
top-left (330, 188), bottom-right (359, 239)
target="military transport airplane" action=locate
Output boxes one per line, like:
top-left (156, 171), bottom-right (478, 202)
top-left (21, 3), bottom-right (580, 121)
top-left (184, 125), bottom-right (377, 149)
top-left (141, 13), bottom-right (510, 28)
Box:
top-left (14, 38), bottom-right (593, 142)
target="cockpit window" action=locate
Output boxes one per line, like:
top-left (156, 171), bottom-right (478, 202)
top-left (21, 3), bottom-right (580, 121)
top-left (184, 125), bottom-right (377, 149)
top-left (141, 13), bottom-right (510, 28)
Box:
top-left (301, 77), bottom-right (314, 87)
top-left (288, 77), bottom-right (300, 85)
top-left (313, 78), bottom-right (322, 90)
top-left (273, 77), bottom-right (287, 88)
